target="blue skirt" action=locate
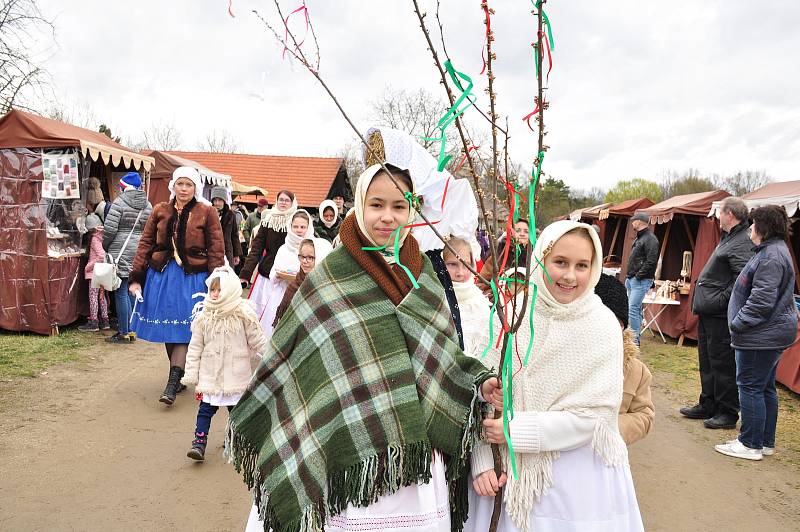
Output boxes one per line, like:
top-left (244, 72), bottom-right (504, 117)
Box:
top-left (131, 260), bottom-right (209, 344)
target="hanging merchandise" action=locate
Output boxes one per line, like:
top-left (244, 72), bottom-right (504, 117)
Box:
top-left (42, 151), bottom-right (80, 199)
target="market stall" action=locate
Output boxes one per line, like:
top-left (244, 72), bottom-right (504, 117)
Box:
top-left (148, 150), bottom-right (232, 205)
top-left (711, 181), bottom-right (800, 393)
top-left (621, 190), bottom-right (730, 342)
top-left (0, 109), bottom-right (154, 335)
top-left (597, 197), bottom-right (655, 273)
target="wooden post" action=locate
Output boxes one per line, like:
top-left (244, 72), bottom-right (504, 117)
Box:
top-left (606, 217), bottom-right (622, 262)
top-left (680, 215), bottom-right (695, 250)
top-left (655, 219), bottom-right (672, 281)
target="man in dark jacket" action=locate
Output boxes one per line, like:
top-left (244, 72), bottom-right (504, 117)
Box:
top-left (625, 212), bottom-right (660, 345)
top-left (211, 187), bottom-right (243, 268)
top-left (681, 197), bottom-right (754, 429)
top-left (243, 198), bottom-right (268, 244)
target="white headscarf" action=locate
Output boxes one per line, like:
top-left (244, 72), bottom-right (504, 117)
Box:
top-left (271, 210), bottom-right (315, 276)
top-left (532, 220), bottom-right (603, 309)
top-left (261, 192), bottom-right (299, 232)
top-left (310, 237), bottom-right (333, 264)
top-left (191, 266), bottom-right (259, 334)
top-left (318, 199), bottom-right (339, 229)
top-left (352, 164), bottom-right (418, 257)
top-left (362, 126), bottom-right (480, 254)
top-left (168, 166), bottom-right (207, 204)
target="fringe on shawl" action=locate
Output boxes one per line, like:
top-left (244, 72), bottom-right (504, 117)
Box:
top-left (191, 299), bottom-right (261, 338)
top-left (447, 374), bottom-right (491, 530)
top-left (505, 416), bottom-right (628, 532)
top-left (224, 378), bottom-right (488, 532)
top-left (226, 429), bottom-right (434, 532)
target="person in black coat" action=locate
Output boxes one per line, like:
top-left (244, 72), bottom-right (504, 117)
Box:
top-left (210, 187), bottom-right (243, 268)
top-left (681, 197), bottom-right (754, 429)
top-left (714, 205), bottom-right (797, 460)
top-left (625, 212), bottom-right (660, 345)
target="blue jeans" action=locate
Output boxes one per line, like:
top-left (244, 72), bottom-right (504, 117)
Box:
top-left (195, 401), bottom-right (233, 435)
top-left (625, 277), bottom-right (653, 344)
top-left (736, 349), bottom-right (782, 449)
top-left (114, 278), bottom-right (135, 335)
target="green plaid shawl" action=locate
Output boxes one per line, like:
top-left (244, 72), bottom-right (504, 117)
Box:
top-left (228, 246), bottom-right (491, 532)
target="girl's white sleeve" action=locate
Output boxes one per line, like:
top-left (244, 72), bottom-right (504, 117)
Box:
top-left (181, 323), bottom-right (204, 386)
top-left (509, 411), bottom-right (596, 453)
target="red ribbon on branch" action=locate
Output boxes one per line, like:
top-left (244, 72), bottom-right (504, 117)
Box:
top-left (282, 3), bottom-right (310, 60)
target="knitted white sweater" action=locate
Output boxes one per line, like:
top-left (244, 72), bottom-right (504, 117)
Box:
top-left (471, 221), bottom-right (628, 531)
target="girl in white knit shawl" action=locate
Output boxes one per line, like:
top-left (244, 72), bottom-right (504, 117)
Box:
top-left (466, 220), bottom-right (644, 532)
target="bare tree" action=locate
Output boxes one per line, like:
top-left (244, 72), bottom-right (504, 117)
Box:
top-left (336, 140), bottom-right (366, 191)
top-left (715, 170), bottom-right (772, 197)
top-left (370, 86), bottom-right (458, 153)
top-left (46, 100), bottom-right (98, 128)
top-left (141, 121), bottom-right (183, 151)
top-left (197, 129), bottom-right (239, 153)
top-left (0, 0), bottom-right (54, 114)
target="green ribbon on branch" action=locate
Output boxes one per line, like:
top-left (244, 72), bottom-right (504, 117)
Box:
top-left (481, 279), bottom-right (500, 360)
top-left (502, 332), bottom-right (518, 479)
top-left (524, 284), bottom-right (538, 365)
top-left (422, 60), bottom-right (476, 171)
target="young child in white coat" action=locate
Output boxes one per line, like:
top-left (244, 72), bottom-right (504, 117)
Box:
top-left (466, 220), bottom-right (644, 532)
top-left (181, 266), bottom-right (269, 461)
top-left (443, 236), bottom-right (493, 358)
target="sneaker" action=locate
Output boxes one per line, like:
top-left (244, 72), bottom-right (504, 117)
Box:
top-left (715, 439), bottom-right (762, 461)
top-left (98, 319), bottom-right (111, 330)
top-left (762, 446), bottom-right (775, 456)
top-left (78, 320), bottom-right (99, 332)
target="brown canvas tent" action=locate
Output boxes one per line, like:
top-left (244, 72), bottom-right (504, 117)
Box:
top-left (147, 151), bottom-right (232, 205)
top-left (0, 109), bottom-right (153, 335)
top-left (710, 181), bottom-right (800, 394)
top-left (597, 197), bottom-right (655, 267)
top-left (620, 190), bottom-right (731, 341)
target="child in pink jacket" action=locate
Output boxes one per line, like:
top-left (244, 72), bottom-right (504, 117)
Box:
top-left (79, 214), bottom-right (109, 332)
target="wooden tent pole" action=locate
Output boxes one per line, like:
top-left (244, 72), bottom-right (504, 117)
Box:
top-left (607, 217), bottom-right (622, 261)
top-left (681, 215), bottom-right (695, 249)
top-left (656, 219), bottom-right (673, 281)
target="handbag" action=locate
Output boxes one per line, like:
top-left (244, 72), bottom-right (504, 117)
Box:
top-left (91, 208), bottom-right (144, 291)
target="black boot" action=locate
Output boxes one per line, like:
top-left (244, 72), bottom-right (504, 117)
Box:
top-left (187, 431), bottom-right (207, 461)
top-left (159, 366), bottom-right (184, 405)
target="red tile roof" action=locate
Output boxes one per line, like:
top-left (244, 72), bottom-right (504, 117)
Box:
top-left (163, 151), bottom-right (344, 208)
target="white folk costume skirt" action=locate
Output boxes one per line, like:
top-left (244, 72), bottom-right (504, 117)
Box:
top-left (248, 273), bottom-right (289, 336)
top-left (244, 455), bottom-right (450, 532)
top-left (465, 444), bottom-right (644, 532)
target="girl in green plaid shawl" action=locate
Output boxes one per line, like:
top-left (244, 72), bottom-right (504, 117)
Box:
top-left (232, 164), bottom-right (500, 532)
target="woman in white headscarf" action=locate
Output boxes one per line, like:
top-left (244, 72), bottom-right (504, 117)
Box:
top-left (315, 199), bottom-right (341, 242)
top-left (466, 220), bottom-right (643, 532)
top-left (252, 209), bottom-right (315, 335)
top-left (129, 166), bottom-right (225, 406)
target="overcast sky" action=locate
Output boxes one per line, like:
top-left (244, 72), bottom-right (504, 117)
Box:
top-left (36, 0), bottom-right (800, 192)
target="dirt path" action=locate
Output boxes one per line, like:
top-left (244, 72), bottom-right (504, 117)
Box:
top-left (1, 340), bottom-right (799, 531)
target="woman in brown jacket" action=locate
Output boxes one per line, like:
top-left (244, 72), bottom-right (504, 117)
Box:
top-left (595, 273), bottom-right (656, 445)
top-left (129, 166), bottom-right (225, 406)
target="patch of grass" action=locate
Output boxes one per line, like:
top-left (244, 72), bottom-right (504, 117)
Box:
top-left (639, 335), bottom-right (800, 468)
top-left (0, 330), bottom-right (92, 379)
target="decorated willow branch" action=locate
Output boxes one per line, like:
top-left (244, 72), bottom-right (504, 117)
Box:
top-left (252, 1), bottom-right (488, 284)
top-left (410, 2), bottom-right (553, 530)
